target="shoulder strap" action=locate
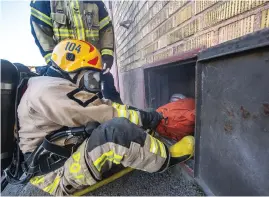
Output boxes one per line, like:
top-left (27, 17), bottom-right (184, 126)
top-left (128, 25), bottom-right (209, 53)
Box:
top-left (14, 78), bottom-right (29, 136)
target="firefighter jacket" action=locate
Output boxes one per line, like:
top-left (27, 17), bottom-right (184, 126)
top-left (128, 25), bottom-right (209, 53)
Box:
top-left (17, 76), bottom-right (142, 154)
top-left (30, 0), bottom-right (114, 65)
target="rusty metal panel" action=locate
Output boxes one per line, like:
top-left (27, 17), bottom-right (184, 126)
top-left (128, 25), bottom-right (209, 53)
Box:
top-left (195, 29), bottom-right (269, 195)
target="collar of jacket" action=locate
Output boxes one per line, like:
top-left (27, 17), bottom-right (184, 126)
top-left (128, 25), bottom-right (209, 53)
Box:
top-left (45, 66), bottom-right (83, 86)
top-left (44, 66), bottom-right (65, 78)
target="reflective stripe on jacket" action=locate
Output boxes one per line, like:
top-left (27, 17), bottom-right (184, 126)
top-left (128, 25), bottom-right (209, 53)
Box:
top-left (30, 0), bottom-right (114, 64)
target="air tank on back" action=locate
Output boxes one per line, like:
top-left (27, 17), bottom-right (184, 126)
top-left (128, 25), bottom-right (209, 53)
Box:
top-left (1, 60), bottom-right (30, 172)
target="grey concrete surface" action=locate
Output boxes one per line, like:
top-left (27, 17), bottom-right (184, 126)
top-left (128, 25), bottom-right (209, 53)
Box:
top-left (2, 166), bottom-right (204, 196)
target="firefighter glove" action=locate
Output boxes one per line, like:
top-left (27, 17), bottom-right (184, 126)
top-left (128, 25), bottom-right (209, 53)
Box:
top-left (140, 110), bottom-right (163, 130)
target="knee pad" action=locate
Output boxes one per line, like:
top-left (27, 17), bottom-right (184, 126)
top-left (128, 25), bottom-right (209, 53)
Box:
top-left (87, 118), bottom-right (147, 152)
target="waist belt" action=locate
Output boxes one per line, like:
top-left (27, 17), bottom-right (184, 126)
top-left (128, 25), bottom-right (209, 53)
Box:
top-left (4, 121), bottom-right (100, 185)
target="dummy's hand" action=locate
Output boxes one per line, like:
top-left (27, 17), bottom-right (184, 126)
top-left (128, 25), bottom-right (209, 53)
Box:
top-left (140, 110), bottom-right (163, 130)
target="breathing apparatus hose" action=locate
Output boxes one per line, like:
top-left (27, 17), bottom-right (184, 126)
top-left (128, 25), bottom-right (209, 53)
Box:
top-left (4, 121), bottom-right (100, 185)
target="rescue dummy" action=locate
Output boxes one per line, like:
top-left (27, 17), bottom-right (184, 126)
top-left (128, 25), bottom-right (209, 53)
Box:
top-left (156, 98), bottom-right (195, 141)
top-left (15, 39), bottom-right (194, 196)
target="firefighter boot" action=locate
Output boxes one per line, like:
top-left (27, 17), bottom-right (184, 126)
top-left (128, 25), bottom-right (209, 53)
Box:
top-left (169, 136), bottom-right (195, 167)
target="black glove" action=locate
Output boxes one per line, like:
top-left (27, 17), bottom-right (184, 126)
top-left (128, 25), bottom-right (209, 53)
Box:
top-left (139, 110), bottom-right (163, 130)
top-left (102, 55), bottom-right (114, 70)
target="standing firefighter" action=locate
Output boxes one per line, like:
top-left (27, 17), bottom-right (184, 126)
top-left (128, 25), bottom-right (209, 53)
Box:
top-left (30, 0), bottom-right (122, 103)
top-left (15, 39), bottom-right (194, 196)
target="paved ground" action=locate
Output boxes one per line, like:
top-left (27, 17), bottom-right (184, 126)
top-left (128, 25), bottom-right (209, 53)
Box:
top-left (2, 165), bottom-right (204, 196)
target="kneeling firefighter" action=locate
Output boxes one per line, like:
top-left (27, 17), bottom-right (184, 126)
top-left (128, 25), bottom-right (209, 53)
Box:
top-left (5, 39), bottom-right (194, 196)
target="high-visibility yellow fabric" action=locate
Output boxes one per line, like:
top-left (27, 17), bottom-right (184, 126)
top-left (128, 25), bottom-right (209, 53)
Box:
top-left (149, 136), bottom-right (166, 158)
top-left (99, 16), bottom-right (110, 30)
top-left (43, 175), bottom-right (61, 194)
top-left (44, 53), bottom-right (52, 64)
top-left (169, 136), bottom-right (195, 158)
top-left (93, 150), bottom-right (123, 172)
top-left (86, 30), bottom-right (99, 38)
top-left (30, 176), bottom-right (45, 185)
top-left (70, 0), bottom-right (85, 41)
top-left (101, 49), bottom-right (113, 56)
top-left (31, 7), bottom-right (52, 27)
top-left (112, 102), bottom-right (127, 110)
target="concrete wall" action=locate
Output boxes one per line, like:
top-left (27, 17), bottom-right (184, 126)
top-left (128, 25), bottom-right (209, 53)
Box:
top-left (109, 0), bottom-right (269, 107)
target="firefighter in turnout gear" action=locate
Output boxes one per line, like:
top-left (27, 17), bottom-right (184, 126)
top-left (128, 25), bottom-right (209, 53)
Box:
top-left (17, 40), bottom-right (195, 196)
top-left (30, 0), bottom-right (122, 103)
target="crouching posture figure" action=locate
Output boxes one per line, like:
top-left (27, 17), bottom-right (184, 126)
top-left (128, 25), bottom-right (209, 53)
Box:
top-left (17, 39), bottom-right (194, 195)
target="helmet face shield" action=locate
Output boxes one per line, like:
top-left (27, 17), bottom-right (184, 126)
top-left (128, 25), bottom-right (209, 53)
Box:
top-left (83, 70), bottom-right (101, 93)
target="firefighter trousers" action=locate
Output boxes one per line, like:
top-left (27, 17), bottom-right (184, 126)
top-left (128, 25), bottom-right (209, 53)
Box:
top-left (30, 118), bottom-right (170, 196)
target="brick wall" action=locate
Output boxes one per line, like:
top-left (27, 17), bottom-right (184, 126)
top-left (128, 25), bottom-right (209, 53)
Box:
top-left (110, 0), bottom-right (269, 73)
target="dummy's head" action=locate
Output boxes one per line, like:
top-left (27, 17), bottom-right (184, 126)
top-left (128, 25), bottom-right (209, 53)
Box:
top-left (51, 39), bottom-right (102, 93)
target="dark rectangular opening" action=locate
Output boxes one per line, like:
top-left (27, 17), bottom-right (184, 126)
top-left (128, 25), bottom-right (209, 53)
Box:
top-left (144, 57), bottom-right (197, 171)
top-left (145, 58), bottom-right (197, 109)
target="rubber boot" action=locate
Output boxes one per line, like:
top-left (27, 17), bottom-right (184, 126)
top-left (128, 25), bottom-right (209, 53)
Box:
top-left (169, 136), bottom-right (195, 167)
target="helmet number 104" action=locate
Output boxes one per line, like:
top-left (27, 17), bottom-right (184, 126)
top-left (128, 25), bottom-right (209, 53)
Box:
top-left (65, 42), bottom-right (81, 53)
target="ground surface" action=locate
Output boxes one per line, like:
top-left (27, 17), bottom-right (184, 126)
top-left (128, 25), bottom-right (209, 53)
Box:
top-left (2, 165), bottom-right (204, 196)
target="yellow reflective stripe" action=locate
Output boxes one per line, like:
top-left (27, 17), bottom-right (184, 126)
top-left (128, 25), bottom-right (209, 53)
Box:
top-left (112, 103), bottom-right (127, 110)
top-left (119, 105), bottom-right (127, 110)
top-left (156, 139), bottom-right (167, 158)
top-left (86, 30), bottom-right (99, 33)
top-left (54, 33), bottom-right (74, 37)
top-left (86, 30), bottom-right (99, 38)
top-left (71, 0), bottom-right (80, 39)
top-left (99, 154), bottom-right (122, 168)
top-left (30, 176), bottom-right (45, 185)
top-left (44, 53), bottom-right (52, 63)
top-left (31, 7), bottom-right (52, 27)
top-left (72, 151), bottom-right (81, 162)
top-left (75, 174), bottom-right (85, 179)
top-left (53, 28), bottom-right (70, 32)
top-left (149, 136), bottom-right (158, 154)
top-left (69, 163), bottom-right (81, 173)
top-left (71, 0), bottom-right (85, 40)
top-left (112, 102), bottom-right (120, 109)
top-left (93, 150), bottom-right (123, 172)
top-left (53, 28), bottom-right (73, 37)
top-left (100, 16), bottom-right (110, 30)
top-left (117, 109), bottom-right (127, 118)
top-left (130, 110), bottom-right (139, 125)
top-left (86, 34), bottom-right (99, 37)
top-left (43, 175), bottom-right (61, 194)
top-left (101, 49), bottom-right (113, 56)
top-left (54, 33), bottom-right (72, 37)
top-left (85, 33), bottom-right (99, 38)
